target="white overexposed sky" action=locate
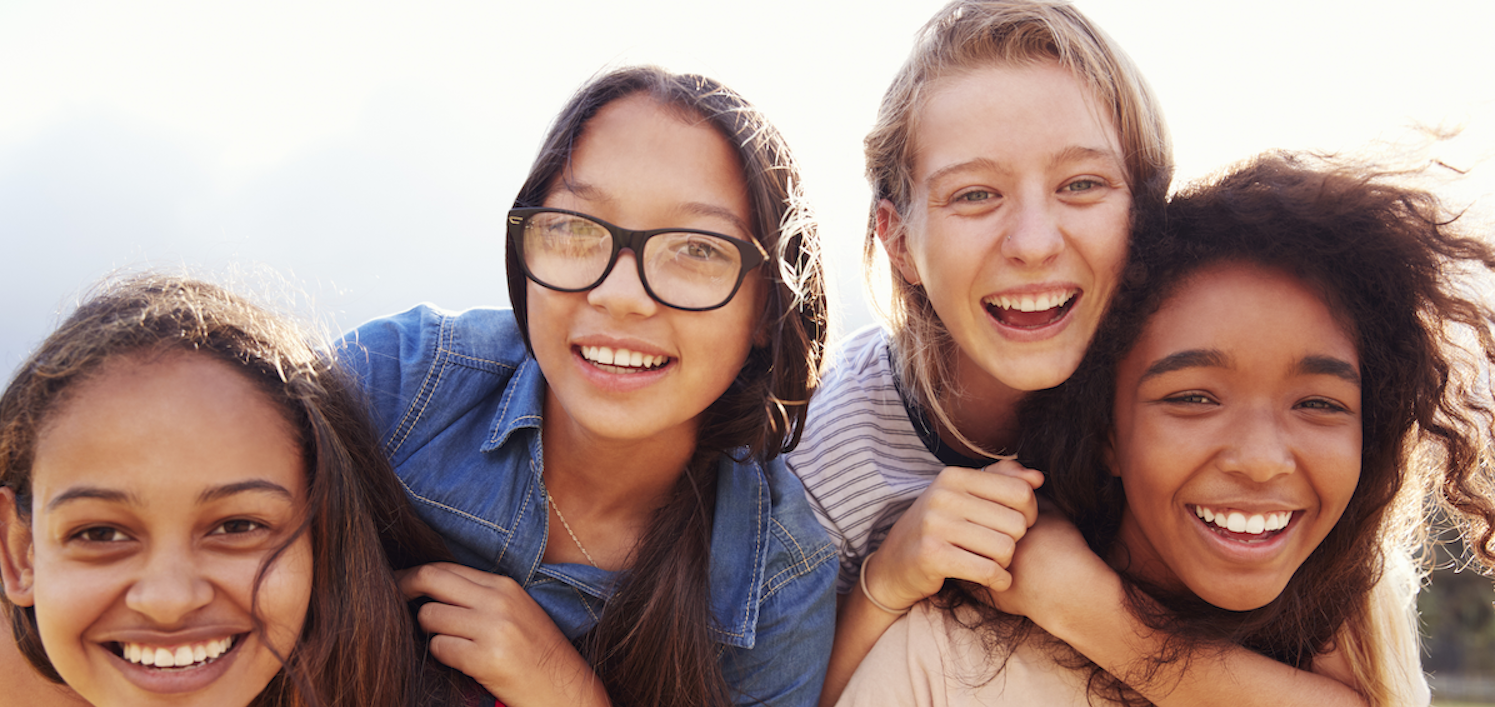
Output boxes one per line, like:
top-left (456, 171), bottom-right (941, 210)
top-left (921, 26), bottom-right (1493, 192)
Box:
top-left (1, 0), bottom-right (1492, 374)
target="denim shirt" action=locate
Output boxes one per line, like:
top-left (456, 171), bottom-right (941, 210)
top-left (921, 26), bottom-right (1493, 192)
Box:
top-left (340, 304), bottom-right (836, 706)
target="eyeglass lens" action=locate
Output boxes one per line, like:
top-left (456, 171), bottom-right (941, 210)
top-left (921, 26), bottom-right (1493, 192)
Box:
top-left (522, 211), bottom-right (747, 309)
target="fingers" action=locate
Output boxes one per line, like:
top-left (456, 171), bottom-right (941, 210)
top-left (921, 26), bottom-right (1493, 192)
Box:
top-left (397, 562), bottom-right (522, 605)
top-left (926, 465), bottom-right (1041, 533)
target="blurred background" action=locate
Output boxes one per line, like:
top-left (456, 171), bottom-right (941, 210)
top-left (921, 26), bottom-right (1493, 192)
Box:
top-left (1, 1), bottom-right (1492, 701)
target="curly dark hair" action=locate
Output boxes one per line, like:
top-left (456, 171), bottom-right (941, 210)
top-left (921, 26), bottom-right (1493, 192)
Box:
top-left (942, 151), bottom-right (1495, 705)
top-left (0, 272), bottom-right (469, 707)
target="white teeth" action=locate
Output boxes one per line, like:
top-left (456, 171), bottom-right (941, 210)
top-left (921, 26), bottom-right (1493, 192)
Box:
top-left (987, 290), bottom-right (1077, 313)
top-left (1194, 506), bottom-right (1293, 536)
top-left (122, 637), bottom-right (234, 668)
top-left (581, 346), bottom-right (666, 371)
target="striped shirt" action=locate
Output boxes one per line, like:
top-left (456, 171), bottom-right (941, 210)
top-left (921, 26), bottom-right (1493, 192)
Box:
top-left (787, 326), bottom-right (980, 593)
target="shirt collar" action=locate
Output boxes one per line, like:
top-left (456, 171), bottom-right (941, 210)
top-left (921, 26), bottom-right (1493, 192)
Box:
top-left (481, 356), bottom-right (546, 460)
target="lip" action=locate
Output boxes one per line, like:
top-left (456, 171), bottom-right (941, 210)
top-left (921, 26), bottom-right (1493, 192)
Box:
top-left (102, 631), bottom-right (248, 695)
top-left (1186, 503), bottom-right (1297, 563)
top-left (570, 337), bottom-right (674, 393)
top-left (981, 284), bottom-right (1083, 343)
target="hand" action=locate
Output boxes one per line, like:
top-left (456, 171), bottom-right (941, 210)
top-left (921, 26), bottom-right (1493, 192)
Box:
top-left (398, 562), bottom-right (610, 707)
top-left (862, 460), bottom-right (1043, 613)
top-left (983, 507), bottom-right (1111, 624)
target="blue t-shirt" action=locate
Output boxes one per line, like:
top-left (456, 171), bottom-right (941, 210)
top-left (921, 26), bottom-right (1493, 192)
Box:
top-left (340, 304), bottom-right (836, 705)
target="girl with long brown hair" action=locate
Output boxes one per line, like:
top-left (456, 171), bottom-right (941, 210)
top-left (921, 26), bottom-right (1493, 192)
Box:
top-left (0, 273), bottom-right (476, 707)
top-left (340, 65), bottom-right (834, 706)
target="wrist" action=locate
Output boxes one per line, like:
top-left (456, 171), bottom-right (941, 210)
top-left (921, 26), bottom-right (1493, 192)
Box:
top-left (859, 550), bottom-right (914, 615)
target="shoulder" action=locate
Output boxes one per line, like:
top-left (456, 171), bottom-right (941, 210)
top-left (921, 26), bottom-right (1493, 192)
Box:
top-left (760, 456), bottom-right (837, 597)
top-left (336, 304), bottom-right (534, 457)
top-left (339, 304), bottom-right (528, 376)
top-left (788, 325), bottom-right (924, 481)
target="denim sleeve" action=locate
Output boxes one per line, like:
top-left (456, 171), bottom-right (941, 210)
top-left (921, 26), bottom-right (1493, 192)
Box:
top-left (723, 528), bottom-right (837, 706)
top-left (335, 304), bottom-right (444, 443)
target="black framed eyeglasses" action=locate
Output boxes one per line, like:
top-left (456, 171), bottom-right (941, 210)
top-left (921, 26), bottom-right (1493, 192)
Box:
top-left (507, 207), bottom-right (767, 311)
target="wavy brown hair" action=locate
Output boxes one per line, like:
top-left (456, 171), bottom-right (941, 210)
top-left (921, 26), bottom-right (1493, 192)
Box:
top-left (0, 273), bottom-right (470, 707)
top-left (865, 0), bottom-right (1172, 455)
top-left (943, 151), bottom-right (1495, 705)
top-left (506, 66), bottom-right (827, 707)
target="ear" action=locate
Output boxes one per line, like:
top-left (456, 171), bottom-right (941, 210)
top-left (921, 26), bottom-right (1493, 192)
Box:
top-left (875, 199), bottom-right (921, 286)
top-left (0, 488), bottom-right (36, 607)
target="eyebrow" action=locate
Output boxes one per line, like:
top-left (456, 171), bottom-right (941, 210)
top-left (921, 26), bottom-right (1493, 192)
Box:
top-left (922, 146), bottom-right (1124, 193)
top-left (922, 158), bottom-right (1005, 192)
top-left (198, 480), bottom-right (296, 504)
top-left (1050, 145), bottom-right (1123, 172)
top-left (1138, 348), bottom-right (1231, 384)
top-left (46, 486), bottom-right (136, 512)
top-left (44, 480), bottom-right (295, 513)
top-left (553, 180), bottom-right (753, 239)
top-left (1296, 355), bottom-right (1362, 386)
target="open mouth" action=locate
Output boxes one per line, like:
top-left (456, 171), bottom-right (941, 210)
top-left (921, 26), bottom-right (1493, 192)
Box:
top-left (578, 345), bottom-right (671, 374)
top-left (110, 635), bottom-right (240, 670)
top-left (1193, 505), bottom-right (1295, 544)
top-left (984, 290), bottom-right (1079, 329)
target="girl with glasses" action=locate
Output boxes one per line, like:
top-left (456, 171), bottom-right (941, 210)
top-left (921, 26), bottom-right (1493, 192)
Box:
top-left (839, 151), bottom-right (1495, 706)
top-left (341, 66), bottom-right (834, 706)
top-left (791, 1), bottom-right (1434, 704)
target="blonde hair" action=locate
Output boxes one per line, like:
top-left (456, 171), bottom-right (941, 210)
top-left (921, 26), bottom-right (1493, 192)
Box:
top-left (865, 0), bottom-right (1172, 454)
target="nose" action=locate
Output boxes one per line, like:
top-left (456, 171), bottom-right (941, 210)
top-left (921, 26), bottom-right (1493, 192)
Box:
top-left (1000, 198), bottom-right (1065, 267)
top-left (125, 548), bottom-right (214, 626)
top-left (1218, 405), bottom-right (1296, 483)
top-left (587, 250), bottom-right (659, 317)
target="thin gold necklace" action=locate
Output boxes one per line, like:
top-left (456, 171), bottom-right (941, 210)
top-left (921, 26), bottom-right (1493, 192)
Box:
top-left (546, 491), bottom-right (599, 568)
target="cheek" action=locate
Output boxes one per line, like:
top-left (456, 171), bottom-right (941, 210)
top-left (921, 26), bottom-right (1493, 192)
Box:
top-left (255, 535), bottom-right (314, 656)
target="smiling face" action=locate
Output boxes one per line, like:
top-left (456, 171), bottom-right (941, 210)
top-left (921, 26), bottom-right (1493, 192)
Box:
top-left (0, 353), bottom-right (312, 707)
top-left (527, 93), bottom-right (763, 449)
top-left (1108, 262), bottom-right (1362, 611)
top-left (885, 59), bottom-right (1131, 395)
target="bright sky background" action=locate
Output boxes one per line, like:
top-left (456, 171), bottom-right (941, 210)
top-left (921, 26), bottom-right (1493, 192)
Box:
top-left (2, 0), bottom-right (1493, 374)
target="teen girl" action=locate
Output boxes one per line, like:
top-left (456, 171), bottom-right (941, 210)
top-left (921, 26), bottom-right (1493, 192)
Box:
top-left (838, 151), bottom-right (1495, 706)
top-left (789, 1), bottom-right (1419, 704)
top-left (340, 66), bottom-right (835, 706)
top-left (0, 273), bottom-right (475, 707)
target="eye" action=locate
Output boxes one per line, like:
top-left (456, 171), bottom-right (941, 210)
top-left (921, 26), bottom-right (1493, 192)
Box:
top-left (955, 189), bottom-right (994, 203)
top-left (71, 526), bottom-right (129, 543)
top-left (209, 519), bottom-right (266, 536)
top-left (1062, 179), bottom-right (1103, 193)
top-left (1297, 398), bottom-right (1350, 414)
top-left (1161, 392), bottom-right (1216, 406)
top-left (683, 238), bottom-right (724, 261)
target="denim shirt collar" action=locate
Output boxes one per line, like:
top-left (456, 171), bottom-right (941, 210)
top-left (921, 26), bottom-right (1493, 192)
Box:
top-left (475, 356), bottom-right (768, 648)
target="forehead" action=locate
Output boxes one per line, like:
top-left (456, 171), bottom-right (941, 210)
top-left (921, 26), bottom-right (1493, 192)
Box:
top-left (31, 352), bottom-right (305, 503)
top-left (555, 94), bottom-right (751, 235)
top-left (1130, 262), bottom-right (1357, 367)
top-left (909, 59), bottom-right (1121, 179)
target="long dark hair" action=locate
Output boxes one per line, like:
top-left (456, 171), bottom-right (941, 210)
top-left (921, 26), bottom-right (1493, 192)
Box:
top-left (0, 273), bottom-right (469, 707)
top-left (507, 66), bottom-right (827, 706)
top-left (945, 151), bottom-right (1495, 704)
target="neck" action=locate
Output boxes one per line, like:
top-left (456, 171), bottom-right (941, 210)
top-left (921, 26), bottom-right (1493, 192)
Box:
top-left (933, 348), bottom-right (1026, 458)
top-left (539, 386), bottom-right (695, 546)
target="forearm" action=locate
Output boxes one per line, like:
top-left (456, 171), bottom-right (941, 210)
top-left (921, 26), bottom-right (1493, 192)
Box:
top-left (818, 591), bottom-right (904, 707)
top-left (1039, 572), bottom-right (1368, 707)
